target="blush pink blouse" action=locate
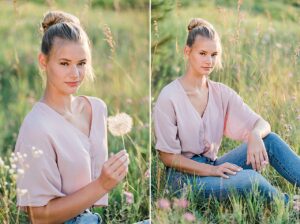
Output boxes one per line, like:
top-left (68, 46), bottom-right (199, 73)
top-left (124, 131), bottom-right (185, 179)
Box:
top-left (154, 78), bottom-right (261, 161)
top-left (15, 96), bottom-right (108, 207)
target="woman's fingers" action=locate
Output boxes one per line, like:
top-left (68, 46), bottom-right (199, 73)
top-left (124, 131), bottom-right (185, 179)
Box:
top-left (223, 163), bottom-right (242, 172)
top-left (262, 149), bottom-right (269, 164)
top-left (106, 150), bottom-right (127, 166)
top-left (218, 171), bottom-right (229, 179)
top-left (223, 168), bottom-right (236, 175)
top-left (255, 153), bottom-right (262, 171)
top-left (110, 154), bottom-right (129, 172)
top-left (249, 154), bottom-right (257, 171)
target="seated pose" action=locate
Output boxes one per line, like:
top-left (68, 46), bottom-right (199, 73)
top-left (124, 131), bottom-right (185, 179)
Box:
top-left (15, 11), bottom-right (129, 223)
top-left (154, 18), bottom-right (300, 210)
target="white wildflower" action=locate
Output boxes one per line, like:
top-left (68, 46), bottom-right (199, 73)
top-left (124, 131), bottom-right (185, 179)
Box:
top-left (107, 113), bottom-right (133, 136)
top-left (31, 146), bottom-right (43, 158)
top-left (17, 169), bottom-right (24, 175)
top-left (0, 157), bottom-right (4, 167)
top-left (17, 188), bottom-right (28, 196)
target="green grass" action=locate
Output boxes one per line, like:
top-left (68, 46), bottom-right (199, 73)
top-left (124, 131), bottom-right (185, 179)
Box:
top-left (0, 1), bottom-right (149, 223)
top-left (151, 1), bottom-right (300, 223)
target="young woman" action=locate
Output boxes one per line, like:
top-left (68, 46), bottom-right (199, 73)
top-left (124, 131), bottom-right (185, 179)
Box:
top-left (15, 11), bottom-right (129, 223)
top-left (154, 18), bottom-right (300, 209)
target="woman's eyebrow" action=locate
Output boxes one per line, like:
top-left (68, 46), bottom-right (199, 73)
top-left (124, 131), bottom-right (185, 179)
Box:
top-left (199, 50), bottom-right (218, 54)
top-left (59, 58), bottom-right (87, 62)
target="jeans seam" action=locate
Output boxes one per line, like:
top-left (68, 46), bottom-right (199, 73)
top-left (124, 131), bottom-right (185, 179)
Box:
top-left (268, 149), bottom-right (298, 184)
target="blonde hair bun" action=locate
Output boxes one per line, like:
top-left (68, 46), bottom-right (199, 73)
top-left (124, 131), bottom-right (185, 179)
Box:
top-left (41, 10), bottom-right (80, 34)
top-left (187, 18), bottom-right (213, 33)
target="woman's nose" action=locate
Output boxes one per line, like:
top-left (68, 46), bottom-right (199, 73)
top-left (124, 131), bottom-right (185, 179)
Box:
top-left (205, 56), bottom-right (212, 65)
top-left (70, 65), bottom-right (80, 78)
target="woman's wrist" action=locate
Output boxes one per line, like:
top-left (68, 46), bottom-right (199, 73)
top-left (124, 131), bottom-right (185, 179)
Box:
top-left (95, 178), bottom-right (110, 196)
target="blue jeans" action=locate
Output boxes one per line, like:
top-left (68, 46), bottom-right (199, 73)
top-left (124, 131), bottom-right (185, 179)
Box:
top-left (167, 132), bottom-right (300, 204)
top-left (64, 209), bottom-right (102, 224)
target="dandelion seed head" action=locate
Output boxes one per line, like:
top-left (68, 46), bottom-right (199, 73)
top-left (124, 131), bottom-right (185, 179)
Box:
top-left (108, 113), bottom-right (133, 136)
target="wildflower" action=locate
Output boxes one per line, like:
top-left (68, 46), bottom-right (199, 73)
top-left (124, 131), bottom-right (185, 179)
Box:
top-left (0, 157), bottom-right (4, 167)
top-left (173, 198), bottom-right (189, 209)
top-left (297, 115), bottom-right (300, 121)
top-left (31, 146), bottom-right (43, 158)
top-left (17, 169), bottom-right (25, 175)
top-left (108, 113), bottom-right (133, 137)
top-left (183, 212), bottom-right (196, 222)
top-left (124, 191), bottom-right (134, 204)
top-left (103, 24), bottom-right (115, 56)
top-left (156, 198), bottom-right (171, 210)
top-left (144, 169), bottom-right (150, 178)
top-left (17, 188), bottom-right (28, 196)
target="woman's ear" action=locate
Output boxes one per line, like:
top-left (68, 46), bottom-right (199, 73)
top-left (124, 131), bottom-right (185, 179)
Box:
top-left (184, 45), bottom-right (191, 59)
top-left (38, 53), bottom-right (47, 71)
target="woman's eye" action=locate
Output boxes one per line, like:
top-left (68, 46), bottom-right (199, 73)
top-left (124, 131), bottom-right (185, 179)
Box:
top-left (60, 62), bottom-right (69, 66)
top-left (78, 62), bottom-right (86, 66)
top-left (200, 52), bottom-right (206, 56)
top-left (212, 54), bottom-right (217, 57)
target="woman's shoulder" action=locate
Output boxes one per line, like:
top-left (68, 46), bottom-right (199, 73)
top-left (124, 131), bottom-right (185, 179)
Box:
top-left (18, 103), bottom-right (51, 138)
top-left (209, 80), bottom-right (237, 95)
top-left (84, 96), bottom-right (107, 115)
top-left (157, 79), bottom-right (180, 101)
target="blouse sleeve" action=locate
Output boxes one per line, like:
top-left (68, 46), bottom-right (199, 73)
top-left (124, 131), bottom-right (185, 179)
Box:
top-left (15, 122), bottom-right (65, 208)
top-left (153, 92), bottom-right (182, 154)
top-left (222, 85), bottom-right (261, 142)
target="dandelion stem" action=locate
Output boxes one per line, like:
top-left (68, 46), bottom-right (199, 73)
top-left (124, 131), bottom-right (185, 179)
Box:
top-left (121, 135), bottom-right (125, 150)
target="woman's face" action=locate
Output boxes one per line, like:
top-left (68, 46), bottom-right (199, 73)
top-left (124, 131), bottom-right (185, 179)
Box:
top-left (185, 37), bottom-right (219, 77)
top-left (39, 38), bottom-right (90, 95)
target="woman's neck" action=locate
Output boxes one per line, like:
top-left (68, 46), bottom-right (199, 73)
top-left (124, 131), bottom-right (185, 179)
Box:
top-left (41, 85), bottom-right (75, 115)
top-left (181, 69), bottom-right (208, 90)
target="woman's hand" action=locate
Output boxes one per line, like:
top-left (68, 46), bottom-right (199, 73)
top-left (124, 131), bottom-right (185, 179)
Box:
top-left (246, 132), bottom-right (269, 172)
top-left (97, 149), bottom-right (129, 192)
top-left (211, 162), bottom-right (243, 179)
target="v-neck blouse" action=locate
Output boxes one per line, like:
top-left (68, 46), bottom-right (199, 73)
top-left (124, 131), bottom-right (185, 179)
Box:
top-left (154, 79), bottom-right (260, 161)
top-left (15, 96), bottom-right (108, 207)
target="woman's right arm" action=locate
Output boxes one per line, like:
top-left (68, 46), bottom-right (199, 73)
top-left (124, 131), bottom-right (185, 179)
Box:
top-left (159, 151), bottom-right (242, 179)
top-left (27, 150), bottom-right (129, 224)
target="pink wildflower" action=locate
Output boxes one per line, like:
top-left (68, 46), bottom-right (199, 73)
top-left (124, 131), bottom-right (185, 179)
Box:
top-left (183, 212), bottom-right (196, 222)
top-left (124, 191), bottom-right (134, 204)
top-left (173, 198), bottom-right (189, 208)
top-left (156, 198), bottom-right (171, 210)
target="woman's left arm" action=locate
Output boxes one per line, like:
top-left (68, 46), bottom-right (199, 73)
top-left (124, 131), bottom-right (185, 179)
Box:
top-left (246, 118), bottom-right (271, 171)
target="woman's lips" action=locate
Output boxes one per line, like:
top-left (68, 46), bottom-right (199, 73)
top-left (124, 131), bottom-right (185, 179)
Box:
top-left (65, 81), bottom-right (79, 87)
